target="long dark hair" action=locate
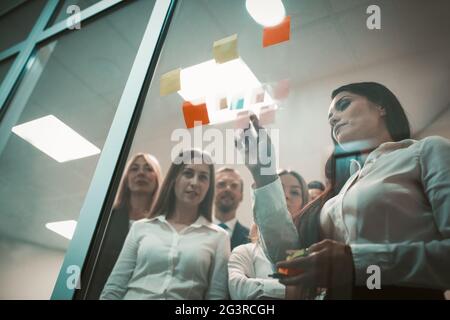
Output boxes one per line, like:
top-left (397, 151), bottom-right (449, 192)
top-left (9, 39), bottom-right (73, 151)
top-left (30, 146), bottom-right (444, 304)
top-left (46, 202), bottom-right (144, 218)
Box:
top-left (149, 149), bottom-right (215, 222)
top-left (296, 82), bottom-right (411, 224)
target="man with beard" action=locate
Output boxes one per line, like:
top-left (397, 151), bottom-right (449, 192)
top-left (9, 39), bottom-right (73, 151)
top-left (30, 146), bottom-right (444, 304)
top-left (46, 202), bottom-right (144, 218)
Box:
top-left (213, 167), bottom-right (250, 250)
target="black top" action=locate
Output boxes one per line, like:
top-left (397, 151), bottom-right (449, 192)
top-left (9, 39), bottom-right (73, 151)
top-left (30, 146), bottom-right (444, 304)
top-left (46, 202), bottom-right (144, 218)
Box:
top-left (231, 221), bottom-right (250, 251)
top-left (86, 207), bottom-right (130, 299)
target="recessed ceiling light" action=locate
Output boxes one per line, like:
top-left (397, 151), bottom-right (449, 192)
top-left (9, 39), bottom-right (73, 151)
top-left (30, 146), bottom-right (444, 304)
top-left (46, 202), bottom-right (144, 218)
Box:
top-left (12, 115), bottom-right (100, 163)
top-left (178, 58), bottom-right (276, 125)
top-left (45, 220), bottom-right (77, 240)
top-left (246, 0), bottom-right (286, 27)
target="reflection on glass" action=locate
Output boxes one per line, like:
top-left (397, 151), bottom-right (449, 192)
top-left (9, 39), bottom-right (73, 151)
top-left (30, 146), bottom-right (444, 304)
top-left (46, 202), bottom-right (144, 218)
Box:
top-left (0, 0), bottom-right (47, 52)
top-left (0, 0), bottom-right (155, 299)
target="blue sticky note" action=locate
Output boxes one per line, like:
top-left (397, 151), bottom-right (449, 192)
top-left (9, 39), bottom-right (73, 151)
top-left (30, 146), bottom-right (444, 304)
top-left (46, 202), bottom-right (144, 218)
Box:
top-left (232, 98), bottom-right (244, 110)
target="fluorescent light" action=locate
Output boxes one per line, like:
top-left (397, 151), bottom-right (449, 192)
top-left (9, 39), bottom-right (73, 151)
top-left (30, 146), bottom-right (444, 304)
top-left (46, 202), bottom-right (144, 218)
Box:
top-left (12, 115), bottom-right (100, 162)
top-left (178, 58), bottom-right (276, 125)
top-left (45, 220), bottom-right (77, 240)
top-left (246, 0), bottom-right (286, 27)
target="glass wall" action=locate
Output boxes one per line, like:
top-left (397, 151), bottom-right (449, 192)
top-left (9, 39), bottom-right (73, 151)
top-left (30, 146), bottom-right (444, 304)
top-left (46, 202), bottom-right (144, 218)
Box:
top-left (0, 0), bottom-right (155, 299)
top-left (0, 55), bottom-right (15, 87)
top-left (85, 0), bottom-right (450, 300)
top-left (0, 0), bottom-right (47, 52)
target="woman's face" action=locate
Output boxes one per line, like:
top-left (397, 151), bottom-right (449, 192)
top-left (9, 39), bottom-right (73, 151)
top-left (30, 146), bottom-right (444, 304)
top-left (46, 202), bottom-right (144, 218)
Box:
top-left (328, 91), bottom-right (389, 146)
top-left (127, 156), bottom-right (157, 195)
top-left (280, 173), bottom-right (304, 218)
top-left (174, 164), bottom-right (211, 208)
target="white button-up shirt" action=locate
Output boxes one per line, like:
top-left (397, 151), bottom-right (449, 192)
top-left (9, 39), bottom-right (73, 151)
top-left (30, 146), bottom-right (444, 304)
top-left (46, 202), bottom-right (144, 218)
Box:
top-left (228, 242), bottom-right (285, 300)
top-left (252, 136), bottom-right (450, 289)
top-left (101, 215), bottom-right (230, 300)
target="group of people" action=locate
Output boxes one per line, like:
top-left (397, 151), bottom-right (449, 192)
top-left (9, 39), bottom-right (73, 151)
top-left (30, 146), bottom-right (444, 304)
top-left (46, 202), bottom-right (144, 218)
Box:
top-left (93, 82), bottom-right (449, 300)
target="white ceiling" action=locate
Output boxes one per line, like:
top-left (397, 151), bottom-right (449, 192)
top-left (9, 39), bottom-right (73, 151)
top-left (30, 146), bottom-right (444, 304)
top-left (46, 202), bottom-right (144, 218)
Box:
top-left (0, 0), bottom-right (449, 251)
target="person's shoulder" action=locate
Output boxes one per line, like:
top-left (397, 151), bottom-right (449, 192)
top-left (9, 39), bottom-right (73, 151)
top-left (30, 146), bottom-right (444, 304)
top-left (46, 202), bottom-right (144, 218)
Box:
top-left (129, 217), bottom-right (154, 231)
top-left (416, 136), bottom-right (450, 155)
top-left (231, 242), bottom-right (255, 255)
top-left (418, 135), bottom-right (450, 147)
top-left (204, 222), bottom-right (229, 237)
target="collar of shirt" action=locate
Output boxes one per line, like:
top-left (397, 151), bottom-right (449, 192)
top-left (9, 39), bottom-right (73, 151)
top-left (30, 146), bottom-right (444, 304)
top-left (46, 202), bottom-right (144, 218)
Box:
top-left (213, 217), bottom-right (237, 234)
top-left (349, 139), bottom-right (417, 175)
top-left (148, 214), bottom-right (214, 230)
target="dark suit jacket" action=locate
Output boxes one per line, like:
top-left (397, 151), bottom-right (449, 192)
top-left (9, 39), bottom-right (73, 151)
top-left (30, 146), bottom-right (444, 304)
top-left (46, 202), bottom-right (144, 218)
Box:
top-left (86, 207), bottom-right (130, 299)
top-left (231, 221), bottom-right (250, 251)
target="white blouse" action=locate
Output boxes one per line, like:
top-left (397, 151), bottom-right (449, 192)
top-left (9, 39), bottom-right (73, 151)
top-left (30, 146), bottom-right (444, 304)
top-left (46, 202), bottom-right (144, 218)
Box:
top-left (100, 215), bottom-right (230, 300)
top-left (228, 242), bottom-right (285, 300)
top-left (252, 136), bottom-right (450, 289)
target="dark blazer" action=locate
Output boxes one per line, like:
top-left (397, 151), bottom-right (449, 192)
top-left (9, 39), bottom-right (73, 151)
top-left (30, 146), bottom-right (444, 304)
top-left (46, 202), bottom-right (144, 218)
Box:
top-left (231, 221), bottom-right (250, 251)
top-left (86, 207), bottom-right (130, 299)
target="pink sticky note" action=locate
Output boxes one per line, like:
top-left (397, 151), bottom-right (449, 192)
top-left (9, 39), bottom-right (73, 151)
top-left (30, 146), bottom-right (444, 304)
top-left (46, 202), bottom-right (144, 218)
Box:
top-left (234, 110), bottom-right (250, 129)
top-left (252, 86), bottom-right (265, 104)
top-left (259, 105), bottom-right (276, 125)
top-left (273, 79), bottom-right (290, 100)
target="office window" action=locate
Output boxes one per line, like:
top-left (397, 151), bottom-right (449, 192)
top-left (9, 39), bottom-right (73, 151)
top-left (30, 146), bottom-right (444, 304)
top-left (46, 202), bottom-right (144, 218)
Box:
top-left (0, 0), bottom-right (47, 52)
top-left (0, 0), bottom-right (155, 299)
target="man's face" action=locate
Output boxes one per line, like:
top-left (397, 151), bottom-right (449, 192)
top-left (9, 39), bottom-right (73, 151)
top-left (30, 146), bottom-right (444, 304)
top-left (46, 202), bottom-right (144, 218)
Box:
top-left (215, 171), bottom-right (243, 215)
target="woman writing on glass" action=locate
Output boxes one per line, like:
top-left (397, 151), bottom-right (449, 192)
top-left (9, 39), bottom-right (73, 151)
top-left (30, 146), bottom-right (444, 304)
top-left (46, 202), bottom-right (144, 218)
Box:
top-left (240, 82), bottom-right (450, 299)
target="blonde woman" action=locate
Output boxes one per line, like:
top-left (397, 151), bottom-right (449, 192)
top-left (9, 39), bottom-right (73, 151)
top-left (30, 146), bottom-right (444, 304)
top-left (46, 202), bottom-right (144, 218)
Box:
top-left (89, 153), bottom-right (162, 299)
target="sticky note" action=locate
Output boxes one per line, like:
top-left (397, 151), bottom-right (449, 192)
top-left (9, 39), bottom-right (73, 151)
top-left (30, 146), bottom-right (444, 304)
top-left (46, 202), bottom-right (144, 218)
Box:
top-left (273, 79), bottom-right (290, 100)
top-left (160, 68), bottom-right (181, 96)
top-left (219, 97), bottom-right (228, 110)
top-left (255, 91), bottom-right (265, 103)
top-left (259, 105), bottom-right (276, 125)
top-left (182, 101), bottom-right (210, 129)
top-left (231, 98), bottom-right (244, 110)
top-left (263, 16), bottom-right (291, 48)
top-left (213, 34), bottom-right (239, 64)
top-left (252, 86), bottom-right (265, 104)
top-left (234, 110), bottom-right (250, 129)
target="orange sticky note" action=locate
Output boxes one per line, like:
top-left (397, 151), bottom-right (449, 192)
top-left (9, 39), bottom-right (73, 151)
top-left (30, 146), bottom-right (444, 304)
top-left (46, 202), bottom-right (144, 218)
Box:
top-left (234, 110), bottom-right (250, 129)
top-left (160, 68), bottom-right (181, 96)
top-left (263, 16), bottom-right (291, 48)
top-left (259, 105), bottom-right (276, 125)
top-left (182, 101), bottom-right (210, 129)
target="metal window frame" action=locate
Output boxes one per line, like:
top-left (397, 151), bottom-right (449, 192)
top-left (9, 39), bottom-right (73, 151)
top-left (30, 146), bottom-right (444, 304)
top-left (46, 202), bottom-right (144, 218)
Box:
top-left (50, 0), bottom-right (176, 299)
top-left (0, 0), bottom-right (177, 300)
top-left (0, 0), bottom-right (125, 112)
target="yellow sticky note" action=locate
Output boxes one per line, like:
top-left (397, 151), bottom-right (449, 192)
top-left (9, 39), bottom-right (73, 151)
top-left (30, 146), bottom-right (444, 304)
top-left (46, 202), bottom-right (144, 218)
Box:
top-left (213, 34), bottom-right (239, 64)
top-left (160, 68), bottom-right (181, 96)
